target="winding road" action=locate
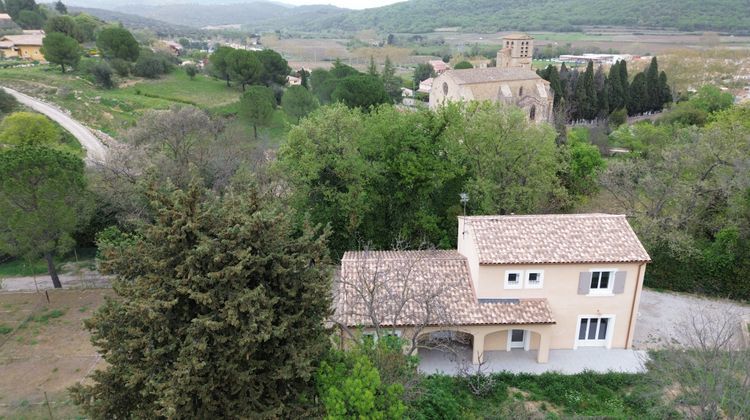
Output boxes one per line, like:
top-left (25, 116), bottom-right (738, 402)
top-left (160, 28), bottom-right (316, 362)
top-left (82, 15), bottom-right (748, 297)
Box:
top-left (2, 86), bottom-right (107, 164)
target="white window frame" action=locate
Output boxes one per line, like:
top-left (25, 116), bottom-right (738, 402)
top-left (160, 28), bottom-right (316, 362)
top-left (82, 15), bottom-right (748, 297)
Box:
top-left (506, 329), bottom-right (530, 351)
top-left (573, 315), bottom-right (615, 349)
top-left (504, 270), bottom-right (523, 289)
top-left (588, 268), bottom-right (617, 296)
top-left (525, 270), bottom-right (544, 289)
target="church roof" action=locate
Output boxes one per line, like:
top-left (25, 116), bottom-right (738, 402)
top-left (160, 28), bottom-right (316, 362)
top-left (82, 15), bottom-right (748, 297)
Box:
top-left (446, 67), bottom-right (542, 85)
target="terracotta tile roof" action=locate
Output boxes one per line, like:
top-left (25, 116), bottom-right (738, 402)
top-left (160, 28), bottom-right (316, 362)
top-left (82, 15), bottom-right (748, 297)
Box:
top-left (1, 34), bottom-right (43, 46)
top-left (334, 250), bottom-right (555, 328)
top-left (462, 214), bottom-right (651, 264)
top-left (447, 67), bottom-right (542, 84)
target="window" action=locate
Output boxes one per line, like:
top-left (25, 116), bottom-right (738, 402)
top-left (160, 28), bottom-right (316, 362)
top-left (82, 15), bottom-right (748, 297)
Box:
top-left (442, 82), bottom-right (448, 95)
top-left (525, 270), bottom-right (543, 288)
top-left (518, 86), bottom-right (524, 96)
top-left (576, 316), bottom-right (613, 347)
top-left (529, 105), bottom-right (536, 121)
top-left (590, 271), bottom-right (613, 291)
top-left (504, 270), bottom-right (522, 289)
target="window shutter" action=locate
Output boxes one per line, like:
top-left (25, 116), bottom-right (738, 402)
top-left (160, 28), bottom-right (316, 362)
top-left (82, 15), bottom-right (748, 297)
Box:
top-left (613, 271), bottom-right (627, 294)
top-left (578, 272), bottom-right (591, 294)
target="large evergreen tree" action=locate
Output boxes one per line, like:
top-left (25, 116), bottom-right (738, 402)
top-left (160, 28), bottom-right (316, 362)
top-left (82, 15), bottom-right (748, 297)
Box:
top-left (645, 57), bottom-right (661, 112)
top-left (70, 184), bottom-right (332, 418)
top-left (0, 146), bottom-right (88, 289)
top-left (628, 72), bottom-right (648, 115)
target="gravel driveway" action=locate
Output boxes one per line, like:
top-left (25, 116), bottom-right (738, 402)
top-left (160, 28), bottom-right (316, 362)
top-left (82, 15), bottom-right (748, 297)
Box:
top-left (633, 289), bottom-right (750, 349)
top-left (2, 86), bottom-right (107, 164)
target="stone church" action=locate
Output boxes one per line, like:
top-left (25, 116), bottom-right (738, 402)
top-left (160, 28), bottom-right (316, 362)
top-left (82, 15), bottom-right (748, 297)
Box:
top-left (429, 34), bottom-right (554, 123)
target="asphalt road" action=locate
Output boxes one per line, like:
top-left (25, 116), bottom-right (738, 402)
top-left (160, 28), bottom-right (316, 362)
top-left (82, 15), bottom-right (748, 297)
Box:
top-left (2, 86), bottom-right (107, 163)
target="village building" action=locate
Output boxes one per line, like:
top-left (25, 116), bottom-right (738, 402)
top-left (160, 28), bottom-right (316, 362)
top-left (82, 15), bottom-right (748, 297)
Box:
top-left (0, 33), bottom-right (45, 61)
top-left (333, 214), bottom-right (650, 369)
top-left (429, 33), bottom-right (554, 123)
top-left (428, 59), bottom-right (450, 74)
top-left (418, 77), bottom-right (433, 94)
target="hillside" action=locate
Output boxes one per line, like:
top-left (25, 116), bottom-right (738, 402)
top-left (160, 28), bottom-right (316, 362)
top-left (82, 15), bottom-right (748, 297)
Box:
top-left (103, 0), bottom-right (750, 34)
top-left (69, 6), bottom-right (206, 37)
top-left (112, 2), bottom-right (346, 29)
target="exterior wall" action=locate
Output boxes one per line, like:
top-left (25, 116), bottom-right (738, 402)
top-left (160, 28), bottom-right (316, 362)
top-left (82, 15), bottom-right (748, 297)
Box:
top-left (18, 45), bottom-right (43, 60)
top-left (428, 73), bottom-right (554, 123)
top-left (475, 262), bottom-right (647, 350)
top-left (0, 47), bottom-right (18, 58)
top-left (457, 217), bottom-right (480, 292)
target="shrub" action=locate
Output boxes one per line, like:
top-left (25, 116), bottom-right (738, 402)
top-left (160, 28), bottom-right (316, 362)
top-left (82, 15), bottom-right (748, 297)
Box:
top-left (90, 62), bottom-right (115, 89)
top-left (109, 58), bottom-right (131, 77)
top-left (184, 63), bottom-right (198, 80)
top-left (133, 51), bottom-right (175, 79)
top-left (0, 89), bottom-right (18, 115)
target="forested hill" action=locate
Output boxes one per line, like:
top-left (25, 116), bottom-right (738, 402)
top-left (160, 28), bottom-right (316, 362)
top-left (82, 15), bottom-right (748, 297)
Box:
top-left (119, 0), bottom-right (750, 34)
top-left (308, 0), bottom-right (750, 34)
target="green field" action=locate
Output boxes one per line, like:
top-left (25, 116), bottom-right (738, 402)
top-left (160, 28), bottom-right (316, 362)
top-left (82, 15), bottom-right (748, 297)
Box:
top-left (0, 66), bottom-right (243, 136)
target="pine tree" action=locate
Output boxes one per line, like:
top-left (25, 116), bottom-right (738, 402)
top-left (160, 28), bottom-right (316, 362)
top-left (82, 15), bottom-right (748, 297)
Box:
top-left (70, 184), bottom-right (332, 418)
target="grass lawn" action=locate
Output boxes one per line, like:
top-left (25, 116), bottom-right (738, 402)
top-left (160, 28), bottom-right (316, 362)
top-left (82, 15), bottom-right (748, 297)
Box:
top-left (0, 65), bottom-right (243, 137)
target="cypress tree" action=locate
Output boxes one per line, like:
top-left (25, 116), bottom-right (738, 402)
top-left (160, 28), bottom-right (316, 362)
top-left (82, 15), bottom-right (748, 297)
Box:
top-left (619, 60), bottom-right (629, 109)
top-left (594, 65), bottom-right (609, 119)
top-left (645, 57), bottom-right (660, 112)
top-left (608, 61), bottom-right (624, 111)
top-left (70, 184), bottom-right (332, 418)
top-left (579, 61), bottom-right (597, 121)
top-left (658, 71), bottom-right (672, 108)
top-left (547, 65), bottom-right (563, 109)
top-left (628, 72), bottom-right (647, 115)
top-left (367, 55), bottom-right (378, 76)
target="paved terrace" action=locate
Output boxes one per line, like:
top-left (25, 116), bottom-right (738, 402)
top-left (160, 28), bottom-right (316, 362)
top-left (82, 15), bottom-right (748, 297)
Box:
top-left (418, 345), bottom-right (648, 375)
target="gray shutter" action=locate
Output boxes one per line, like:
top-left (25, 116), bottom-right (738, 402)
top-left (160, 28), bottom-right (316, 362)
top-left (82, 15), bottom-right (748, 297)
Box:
top-left (578, 272), bottom-right (591, 295)
top-left (613, 271), bottom-right (627, 294)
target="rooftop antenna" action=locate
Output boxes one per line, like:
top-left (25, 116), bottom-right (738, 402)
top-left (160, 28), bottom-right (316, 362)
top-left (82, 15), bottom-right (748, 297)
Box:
top-left (459, 192), bottom-right (469, 216)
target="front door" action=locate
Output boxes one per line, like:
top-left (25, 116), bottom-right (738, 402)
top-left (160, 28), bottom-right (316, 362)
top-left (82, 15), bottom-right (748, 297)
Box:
top-left (509, 329), bottom-right (526, 349)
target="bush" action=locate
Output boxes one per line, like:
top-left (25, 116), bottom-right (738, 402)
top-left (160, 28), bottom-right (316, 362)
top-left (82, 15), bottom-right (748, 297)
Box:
top-left (109, 58), bottom-right (131, 77)
top-left (90, 62), bottom-right (115, 89)
top-left (134, 51), bottom-right (176, 79)
top-left (0, 89), bottom-right (18, 115)
top-left (184, 63), bottom-right (198, 79)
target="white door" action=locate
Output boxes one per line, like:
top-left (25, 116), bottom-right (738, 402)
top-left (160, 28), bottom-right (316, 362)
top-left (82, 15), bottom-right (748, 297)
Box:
top-left (509, 329), bottom-right (526, 349)
top-left (577, 317), bottom-right (611, 347)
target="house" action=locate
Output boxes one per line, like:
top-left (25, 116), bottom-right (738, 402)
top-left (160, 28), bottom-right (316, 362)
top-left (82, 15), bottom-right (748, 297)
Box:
top-left (418, 77), bottom-right (433, 93)
top-left (0, 13), bottom-right (15, 29)
top-left (333, 214), bottom-right (650, 365)
top-left (286, 75), bottom-right (301, 86)
top-left (0, 33), bottom-right (45, 60)
top-left (429, 34), bottom-right (554, 123)
top-left (429, 59), bottom-right (450, 74)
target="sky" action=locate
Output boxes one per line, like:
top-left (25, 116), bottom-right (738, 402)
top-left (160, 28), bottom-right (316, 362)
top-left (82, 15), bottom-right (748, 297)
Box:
top-left (279, 0), bottom-right (405, 9)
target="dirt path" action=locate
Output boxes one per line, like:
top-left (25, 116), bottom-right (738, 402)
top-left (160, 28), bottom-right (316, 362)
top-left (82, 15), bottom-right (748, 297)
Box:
top-left (633, 289), bottom-right (750, 349)
top-left (2, 86), bottom-right (107, 164)
top-left (1, 271), bottom-right (110, 292)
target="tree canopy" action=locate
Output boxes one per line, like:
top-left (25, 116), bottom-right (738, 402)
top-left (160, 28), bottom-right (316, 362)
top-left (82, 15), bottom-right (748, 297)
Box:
top-left (41, 32), bottom-right (80, 73)
top-left (0, 145), bottom-right (88, 288)
top-left (281, 84), bottom-right (318, 123)
top-left (96, 27), bottom-right (139, 62)
top-left (70, 184), bottom-right (332, 418)
top-left (239, 85), bottom-right (276, 139)
top-left (0, 112), bottom-right (60, 148)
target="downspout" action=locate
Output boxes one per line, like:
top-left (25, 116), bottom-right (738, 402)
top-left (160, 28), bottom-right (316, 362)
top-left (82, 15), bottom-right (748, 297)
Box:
top-left (625, 262), bottom-right (646, 349)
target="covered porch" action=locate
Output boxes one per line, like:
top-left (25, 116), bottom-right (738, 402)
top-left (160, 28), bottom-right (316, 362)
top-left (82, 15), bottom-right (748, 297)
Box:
top-left (415, 324), bottom-right (555, 365)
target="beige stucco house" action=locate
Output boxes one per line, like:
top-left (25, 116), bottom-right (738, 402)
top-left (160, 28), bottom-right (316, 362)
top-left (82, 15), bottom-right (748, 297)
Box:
top-left (0, 33), bottom-right (45, 61)
top-left (429, 33), bottom-right (553, 123)
top-left (334, 214), bottom-right (650, 365)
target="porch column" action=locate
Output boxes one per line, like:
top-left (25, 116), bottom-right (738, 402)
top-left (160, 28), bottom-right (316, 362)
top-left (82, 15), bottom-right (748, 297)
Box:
top-left (472, 332), bottom-right (485, 365)
top-left (536, 331), bottom-right (551, 363)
